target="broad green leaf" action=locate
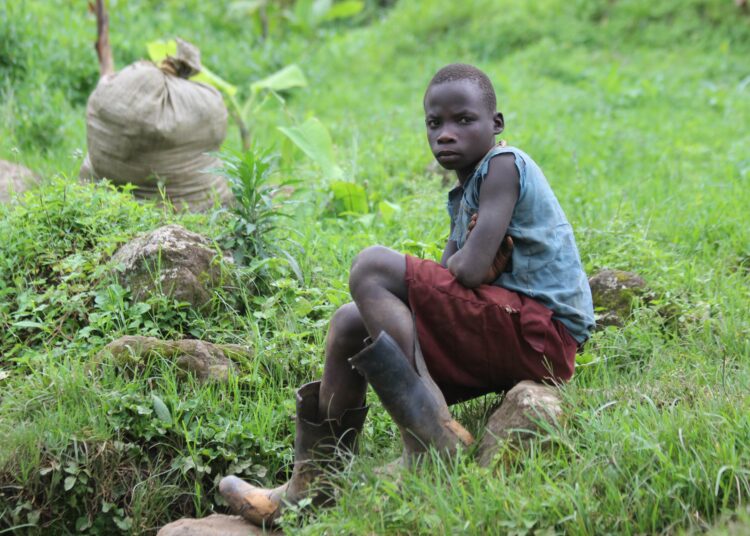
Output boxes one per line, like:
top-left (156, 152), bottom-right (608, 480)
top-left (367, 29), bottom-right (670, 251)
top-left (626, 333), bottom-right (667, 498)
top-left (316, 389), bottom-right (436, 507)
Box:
top-left (277, 248), bottom-right (305, 285)
top-left (151, 394), bottom-right (173, 425)
top-left (378, 199), bottom-right (402, 223)
top-left (64, 476), bottom-right (76, 491)
top-left (146, 39), bottom-right (177, 63)
top-left (293, 0), bottom-right (314, 20)
top-left (323, 1), bottom-right (364, 21)
top-left (76, 516), bottom-right (91, 531)
top-left (192, 66), bottom-right (238, 97)
top-left (114, 517), bottom-right (133, 531)
top-left (279, 118), bottom-right (343, 179)
top-left (331, 181), bottom-right (368, 214)
top-left (251, 64), bottom-right (308, 95)
top-left (312, 0), bottom-right (333, 21)
top-left (12, 320), bottom-right (44, 329)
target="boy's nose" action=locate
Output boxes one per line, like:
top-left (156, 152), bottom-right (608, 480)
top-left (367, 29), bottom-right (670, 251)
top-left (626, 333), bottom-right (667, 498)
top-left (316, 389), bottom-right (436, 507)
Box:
top-left (437, 129), bottom-right (456, 144)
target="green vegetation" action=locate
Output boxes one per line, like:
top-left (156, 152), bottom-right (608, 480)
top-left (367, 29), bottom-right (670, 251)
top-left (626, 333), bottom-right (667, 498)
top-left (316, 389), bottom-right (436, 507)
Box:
top-left (1, 0), bottom-right (749, 533)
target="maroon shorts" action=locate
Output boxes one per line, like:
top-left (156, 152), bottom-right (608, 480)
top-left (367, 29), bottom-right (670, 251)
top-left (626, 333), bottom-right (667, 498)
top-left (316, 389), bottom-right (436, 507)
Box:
top-left (405, 255), bottom-right (578, 405)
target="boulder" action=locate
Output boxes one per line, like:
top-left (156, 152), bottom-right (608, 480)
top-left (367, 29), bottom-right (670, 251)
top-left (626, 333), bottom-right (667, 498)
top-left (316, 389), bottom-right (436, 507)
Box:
top-left (111, 224), bottom-right (227, 307)
top-left (588, 269), bottom-right (650, 328)
top-left (0, 160), bottom-right (38, 203)
top-left (476, 381), bottom-right (562, 466)
top-left (97, 335), bottom-right (249, 382)
top-left (157, 514), bottom-right (279, 536)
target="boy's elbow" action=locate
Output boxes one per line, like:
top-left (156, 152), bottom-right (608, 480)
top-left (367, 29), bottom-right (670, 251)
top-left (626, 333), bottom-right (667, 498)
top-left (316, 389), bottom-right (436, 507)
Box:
top-left (452, 265), bottom-right (483, 289)
top-left (447, 253), bottom-right (483, 288)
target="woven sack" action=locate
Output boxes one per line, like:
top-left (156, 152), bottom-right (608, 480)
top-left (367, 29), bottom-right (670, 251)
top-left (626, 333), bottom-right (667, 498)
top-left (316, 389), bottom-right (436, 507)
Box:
top-left (83, 40), bottom-right (232, 211)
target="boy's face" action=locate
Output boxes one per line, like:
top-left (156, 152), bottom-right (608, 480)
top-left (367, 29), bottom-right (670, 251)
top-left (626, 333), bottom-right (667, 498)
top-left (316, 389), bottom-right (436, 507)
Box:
top-left (424, 80), bottom-right (504, 181)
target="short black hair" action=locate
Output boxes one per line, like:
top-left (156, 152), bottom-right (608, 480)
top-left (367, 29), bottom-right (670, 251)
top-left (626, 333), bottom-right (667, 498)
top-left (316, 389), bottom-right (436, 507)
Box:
top-left (425, 63), bottom-right (497, 113)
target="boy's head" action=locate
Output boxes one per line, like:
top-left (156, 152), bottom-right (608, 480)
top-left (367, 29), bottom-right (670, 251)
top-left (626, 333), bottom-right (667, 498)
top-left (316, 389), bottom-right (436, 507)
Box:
top-left (424, 64), bottom-right (504, 180)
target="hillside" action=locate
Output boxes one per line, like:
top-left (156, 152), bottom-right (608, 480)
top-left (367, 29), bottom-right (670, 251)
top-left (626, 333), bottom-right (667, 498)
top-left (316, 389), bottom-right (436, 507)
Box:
top-left (1, 0), bottom-right (749, 533)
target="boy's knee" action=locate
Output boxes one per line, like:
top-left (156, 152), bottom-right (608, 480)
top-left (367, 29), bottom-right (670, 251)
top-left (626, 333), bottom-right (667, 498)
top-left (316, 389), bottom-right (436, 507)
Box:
top-left (330, 302), bottom-right (364, 335)
top-left (349, 245), bottom-right (391, 296)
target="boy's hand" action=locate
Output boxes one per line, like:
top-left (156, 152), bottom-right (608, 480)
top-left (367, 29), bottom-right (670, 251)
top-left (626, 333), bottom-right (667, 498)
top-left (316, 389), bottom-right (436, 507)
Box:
top-left (467, 213), bottom-right (514, 284)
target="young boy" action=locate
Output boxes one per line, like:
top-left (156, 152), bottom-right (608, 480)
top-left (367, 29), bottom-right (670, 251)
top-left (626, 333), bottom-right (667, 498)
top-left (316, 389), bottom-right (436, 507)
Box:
top-left (219, 63), bottom-right (595, 527)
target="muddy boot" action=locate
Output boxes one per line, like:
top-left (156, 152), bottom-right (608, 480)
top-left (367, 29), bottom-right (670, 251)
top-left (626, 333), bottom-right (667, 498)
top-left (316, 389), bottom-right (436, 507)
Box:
top-left (219, 381), bottom-right (367, 527)
top-left (349, 331), bottom-right (473, 464)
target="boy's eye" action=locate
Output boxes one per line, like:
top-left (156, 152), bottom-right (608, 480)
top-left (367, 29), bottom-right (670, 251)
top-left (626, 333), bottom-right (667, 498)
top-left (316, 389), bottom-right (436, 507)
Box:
top-left (426, 118), bottom-right (440, 128)
top-left (458, 117), bottom-right (473, 124)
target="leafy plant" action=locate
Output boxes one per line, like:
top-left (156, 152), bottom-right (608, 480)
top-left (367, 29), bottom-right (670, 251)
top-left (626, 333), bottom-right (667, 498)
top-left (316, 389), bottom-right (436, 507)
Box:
top-left (279, 116), bottom-right (343, 180)
top-left (216, 147), bottom-right (302, 283)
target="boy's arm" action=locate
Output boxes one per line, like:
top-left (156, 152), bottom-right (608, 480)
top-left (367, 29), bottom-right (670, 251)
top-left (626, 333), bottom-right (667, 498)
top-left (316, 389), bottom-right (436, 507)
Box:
top-left (441, 240), bottom-right (458, 267)
top-left (446, 154), bottom-right (519, 288)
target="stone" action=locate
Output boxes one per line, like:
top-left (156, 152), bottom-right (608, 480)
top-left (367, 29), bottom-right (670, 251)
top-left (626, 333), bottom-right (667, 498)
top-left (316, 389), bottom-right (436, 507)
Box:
top-left (588, 269), bottom-right (650, 328)
top-left (0, 160), bottom-right (38, 203)
top-left (157, 514), bottom-right (279, 535)
top-left (97, 335), bottom-right (250, 382)
top-left (476, 381), bottom-right (562, 466)
top-left (111, 224), bottom-right (227, 308)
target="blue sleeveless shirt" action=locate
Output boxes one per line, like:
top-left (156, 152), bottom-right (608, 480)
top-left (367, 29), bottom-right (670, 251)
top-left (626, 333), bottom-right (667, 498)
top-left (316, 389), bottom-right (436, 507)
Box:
top-left (447, 145), bottom-right (595, 343)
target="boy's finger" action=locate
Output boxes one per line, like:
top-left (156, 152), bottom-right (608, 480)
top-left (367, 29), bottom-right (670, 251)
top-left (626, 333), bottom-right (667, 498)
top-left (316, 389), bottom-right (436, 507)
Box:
top-left (493, 236), bottom-right (514, 273)
top-left (467, 213), bottom-right (478, 233)
top-left (500, 235), bottom-right (513, 254)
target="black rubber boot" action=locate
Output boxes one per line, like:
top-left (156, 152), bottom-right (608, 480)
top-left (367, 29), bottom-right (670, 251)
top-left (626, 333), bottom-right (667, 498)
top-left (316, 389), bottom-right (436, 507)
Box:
top-left (219, 381), bottom-right (367, 527)
top-left (348, 331), bottom-right (473, 463)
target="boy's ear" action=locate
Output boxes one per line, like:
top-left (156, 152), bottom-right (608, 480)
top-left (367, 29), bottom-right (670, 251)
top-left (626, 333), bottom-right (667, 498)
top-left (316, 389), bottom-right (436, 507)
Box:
top-left (493, 112), bottom-right (505, 135)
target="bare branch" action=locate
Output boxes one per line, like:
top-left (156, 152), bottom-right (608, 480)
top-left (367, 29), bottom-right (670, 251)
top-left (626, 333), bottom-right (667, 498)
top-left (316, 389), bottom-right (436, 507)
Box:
top-left (93, 0), bottom-right (115, 77)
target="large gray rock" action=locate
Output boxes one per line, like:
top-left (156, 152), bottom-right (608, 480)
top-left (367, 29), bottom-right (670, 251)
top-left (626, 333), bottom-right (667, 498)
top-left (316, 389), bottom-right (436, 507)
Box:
top-left (157, 514), bottom-right (278, 535)
top-left (588, 269), bottom-right (650, 328)
top-left (0, 160), bottom-right (38, 202)
top-left (476, 381), bottom-right (562, 466)
top-left (97, 335), bottom-right (249, 382)
top-left (111, 224), bottom-right (227, 307)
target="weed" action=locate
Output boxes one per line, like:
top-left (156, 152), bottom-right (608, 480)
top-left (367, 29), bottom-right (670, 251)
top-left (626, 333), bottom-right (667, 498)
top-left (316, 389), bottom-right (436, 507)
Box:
top-left (216, 147), bottom-right (303, 284)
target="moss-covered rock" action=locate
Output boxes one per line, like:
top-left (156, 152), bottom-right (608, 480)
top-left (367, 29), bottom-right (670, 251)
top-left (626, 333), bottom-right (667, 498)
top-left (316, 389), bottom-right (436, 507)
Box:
top-left (589, 269), bottom-right (651, 328)
top-left (111, 224), bottom-right (229, 308)
top-left (97, 335), bottom-right (251, 382)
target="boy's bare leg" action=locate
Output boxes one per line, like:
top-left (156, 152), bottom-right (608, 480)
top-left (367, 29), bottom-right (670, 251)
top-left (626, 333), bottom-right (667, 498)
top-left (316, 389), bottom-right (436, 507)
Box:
top-left (318, 303), bottom-right (369, 419)
top-left (319, 246), bottom-right (413, 420)
top-left (348, 246), bottom-right (415, 364)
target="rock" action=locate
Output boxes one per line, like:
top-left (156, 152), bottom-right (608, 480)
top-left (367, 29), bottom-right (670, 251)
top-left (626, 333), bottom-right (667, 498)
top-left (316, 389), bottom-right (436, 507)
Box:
top-left (157, 514), bottom-right (279, 535)
top-left (0, 160), bottom-right (38, 203)
top-left (97, 335), bottom-right (250, 382)
top-left (111, 224), bottom-right (227, 307)
top-left (476, 381), bottom-right (562, 466)
top-left (588, 269), bottom-right (650, 328)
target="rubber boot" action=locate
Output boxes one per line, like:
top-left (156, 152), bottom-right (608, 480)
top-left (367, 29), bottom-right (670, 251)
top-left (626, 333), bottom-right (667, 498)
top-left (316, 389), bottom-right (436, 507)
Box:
top-left (219, 381), bottom-right (368, 527)
top-left (348, 331), bottom-right (473, 464)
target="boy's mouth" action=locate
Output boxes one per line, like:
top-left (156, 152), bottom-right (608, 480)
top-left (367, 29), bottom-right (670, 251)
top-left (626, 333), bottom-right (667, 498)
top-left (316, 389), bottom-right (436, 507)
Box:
top-left (437, 150), bottom-right (460, 160)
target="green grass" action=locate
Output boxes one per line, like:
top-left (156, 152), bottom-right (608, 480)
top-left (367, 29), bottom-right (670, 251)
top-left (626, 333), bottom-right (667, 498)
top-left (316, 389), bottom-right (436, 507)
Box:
top-left (1, 0), bottom-right (749, 533)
